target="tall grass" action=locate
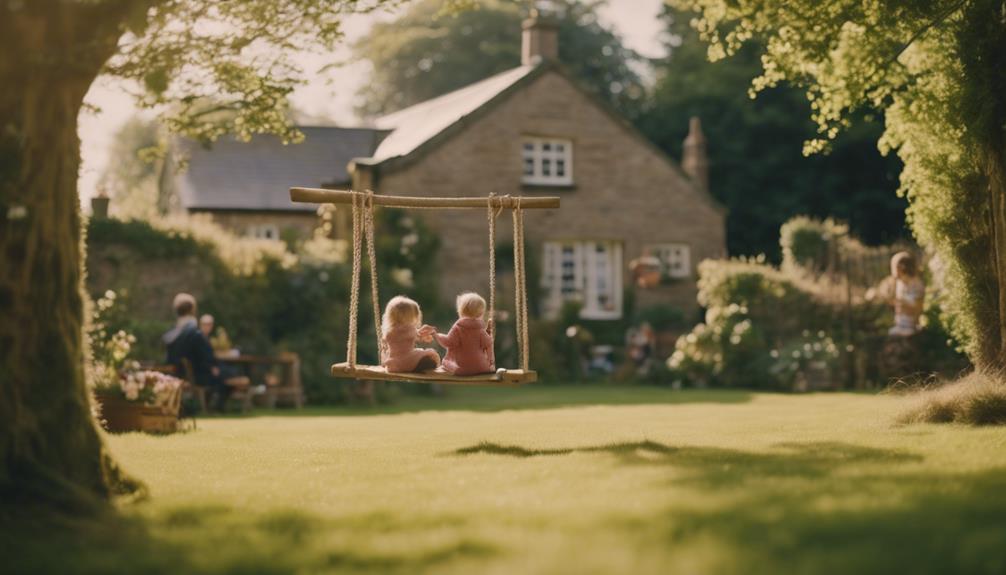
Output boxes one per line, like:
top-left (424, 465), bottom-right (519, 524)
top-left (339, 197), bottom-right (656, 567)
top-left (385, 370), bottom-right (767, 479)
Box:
top-left (898, 371), bottom-right (1006, 425)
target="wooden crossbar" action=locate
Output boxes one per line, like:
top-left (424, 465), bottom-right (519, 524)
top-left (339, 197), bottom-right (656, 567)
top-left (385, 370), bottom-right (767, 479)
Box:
top-left (331, 363), bottom-right (536, 386)
top-left (290, 187), bottom-right (560, 210)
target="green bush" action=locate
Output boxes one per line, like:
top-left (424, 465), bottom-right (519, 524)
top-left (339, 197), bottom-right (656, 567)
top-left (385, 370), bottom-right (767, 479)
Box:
top-left (670, 239), bottom-right (967, 390)
top-left (780, 216), bottom-right (847, 273)
top-left (86, 211), bottom-right (440, 404)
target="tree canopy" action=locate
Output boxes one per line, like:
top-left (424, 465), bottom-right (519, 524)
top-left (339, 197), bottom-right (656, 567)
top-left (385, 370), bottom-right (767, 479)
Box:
top-left (639, 6), bottom-right (907, 259)
top-left (352, 0), bottom-right (645, 118)
top-left (0, 0), bottom-right (396, 510)
top-left (668, 0), bottom-right (1006, 369)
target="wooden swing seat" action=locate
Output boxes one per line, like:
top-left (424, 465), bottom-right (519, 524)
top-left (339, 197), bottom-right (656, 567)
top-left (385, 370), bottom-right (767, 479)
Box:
top-left (331, 363), bottom-right (536, 386)
top-left (291, 188), bottom-right (555, 388)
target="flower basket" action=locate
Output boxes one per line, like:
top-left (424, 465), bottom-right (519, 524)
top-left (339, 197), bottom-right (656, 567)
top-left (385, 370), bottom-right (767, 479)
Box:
top-left (96, 371), bottom-right (184, 434)
top-left (97, 392), bottom-right (145, 433)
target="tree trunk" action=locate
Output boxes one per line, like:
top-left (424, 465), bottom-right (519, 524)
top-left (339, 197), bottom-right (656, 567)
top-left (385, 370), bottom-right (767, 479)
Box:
top-left (0, 2), bottom-right (137, 510)
top-left (989, 149), bottom-right (1006, 371)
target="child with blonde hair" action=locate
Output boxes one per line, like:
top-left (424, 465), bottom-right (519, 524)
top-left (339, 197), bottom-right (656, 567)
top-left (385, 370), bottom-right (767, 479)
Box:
top-left (888, 251), bottom-right (925, 337)
top-left (430, 292), bottom-right (495, 376)
top-left (381, 295), bottom-right (440, 373)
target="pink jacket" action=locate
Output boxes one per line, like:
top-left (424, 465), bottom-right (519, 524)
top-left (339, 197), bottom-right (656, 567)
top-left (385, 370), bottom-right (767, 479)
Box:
top-left (435, 318), bottom-right (495, 376)
top-left (383, 324), bottom-right (435, 372)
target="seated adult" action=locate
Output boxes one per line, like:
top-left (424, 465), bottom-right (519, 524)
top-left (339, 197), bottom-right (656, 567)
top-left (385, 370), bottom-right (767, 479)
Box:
top-left (163, 293), bottom-right (235, 411)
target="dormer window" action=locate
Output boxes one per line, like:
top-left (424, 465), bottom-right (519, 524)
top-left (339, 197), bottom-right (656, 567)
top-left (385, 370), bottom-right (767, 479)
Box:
top-left (522, 137), bottom-right (573, 186)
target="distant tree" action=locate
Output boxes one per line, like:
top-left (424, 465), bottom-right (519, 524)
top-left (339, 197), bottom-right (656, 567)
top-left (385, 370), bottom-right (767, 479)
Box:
top-left (353, 0), bottom-right (645, 118)
top-left (0, 0), bottom-right (395, 513)
top-left (638, 6), bottom-right (906, 259)
top-left (670, 0), bottom-right (1006, 370)
top-left (98, 116), bottom-right (163, 219)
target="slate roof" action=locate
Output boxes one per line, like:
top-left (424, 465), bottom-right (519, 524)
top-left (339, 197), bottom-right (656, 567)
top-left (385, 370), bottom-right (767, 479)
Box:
top-left (366, 65), bottom-right (537, 165)
top-left (173, 126), bottom-right (382, 212)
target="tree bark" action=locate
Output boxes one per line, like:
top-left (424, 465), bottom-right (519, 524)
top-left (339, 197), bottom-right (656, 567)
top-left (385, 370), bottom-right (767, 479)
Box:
top-left (988, 148), bottom-right (1006, 371)
top-left (0, 1), bottom-right (137, 510)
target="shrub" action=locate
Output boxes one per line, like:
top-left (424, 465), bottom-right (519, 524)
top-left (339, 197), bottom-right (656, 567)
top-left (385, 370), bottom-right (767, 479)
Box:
top-left (668, 303), bottom-right (776, 388)
top-left (780, 216), bottom-right (848, 273)
top-left (670, 245), bottom-right (966, 390)
top-left (634, 304), bottom-right (686, 331)
top-left (86, 210), bottom-right (440, 405)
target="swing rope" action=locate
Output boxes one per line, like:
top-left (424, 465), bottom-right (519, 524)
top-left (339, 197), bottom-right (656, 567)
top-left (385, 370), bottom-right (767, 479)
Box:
top-left (486, 193), bottom-right (504, 338)
top-left (346, 191), bottom-right (383, 368)
top-left (343, 190), bottom-right (531, 377)
top-left (512, 196), bottom-right (529, 371)
top-left (346, 193), bottom-right (363, 368)
top-left (364, 190), bottom-right (384, 363)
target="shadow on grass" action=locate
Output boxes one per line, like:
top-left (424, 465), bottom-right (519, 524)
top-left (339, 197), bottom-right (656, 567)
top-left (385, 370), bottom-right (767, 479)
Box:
top-left (451, 439), bottom-right (1006, 574)
top-left (230, 386), bottom-right (754, 418)
top-left (2, 505), bottom-right (494, 575)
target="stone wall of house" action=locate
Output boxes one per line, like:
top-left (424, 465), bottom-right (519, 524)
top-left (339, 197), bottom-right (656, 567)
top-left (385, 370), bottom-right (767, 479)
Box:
top-left (194, 210), bottom-right (318, 242)
top-left (368, 70), bottom-right (727, 319)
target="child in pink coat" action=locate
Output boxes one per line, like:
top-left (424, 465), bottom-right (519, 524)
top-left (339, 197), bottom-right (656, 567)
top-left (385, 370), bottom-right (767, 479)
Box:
top-left (381, 296), bottom-right (440, 373)
top-left (430, 292), bottom-right (495, 376)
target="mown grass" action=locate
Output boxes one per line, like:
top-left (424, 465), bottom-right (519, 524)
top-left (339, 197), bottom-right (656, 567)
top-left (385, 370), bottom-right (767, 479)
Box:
top-left (6, 386), bottom-right (1006, 574)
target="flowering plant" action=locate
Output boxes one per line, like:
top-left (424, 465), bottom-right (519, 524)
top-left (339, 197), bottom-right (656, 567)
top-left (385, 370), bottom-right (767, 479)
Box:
top-left (88, 290), bottom-right (183, 404)
top-left (768, 330), bottom-right (840, 388)
top-left (118, 370), bottom-right (184, 406)
top-left (667, 303), bottom-right (773, 388)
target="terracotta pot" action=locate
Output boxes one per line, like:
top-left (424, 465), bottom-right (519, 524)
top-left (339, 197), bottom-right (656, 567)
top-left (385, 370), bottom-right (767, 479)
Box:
top-left (96, 393), bottom-right (144, 433)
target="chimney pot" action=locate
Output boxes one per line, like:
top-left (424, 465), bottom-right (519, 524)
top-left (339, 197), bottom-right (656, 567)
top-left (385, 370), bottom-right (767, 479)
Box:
top-left (682, 116), bottom-right (709, 193)
top-left (522, 12), bottom-right (559, 66)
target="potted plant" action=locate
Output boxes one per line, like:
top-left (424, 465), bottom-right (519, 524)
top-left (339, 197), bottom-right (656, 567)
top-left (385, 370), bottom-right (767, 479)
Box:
top-left (95, 371), bottom-right (184, 433)
top-left (88, 290), bottom-right (184, 433)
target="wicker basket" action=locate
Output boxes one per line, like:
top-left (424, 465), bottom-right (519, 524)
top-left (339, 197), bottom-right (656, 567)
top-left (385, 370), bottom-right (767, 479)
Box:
top-left (98, 386), bottom-right (182, 434)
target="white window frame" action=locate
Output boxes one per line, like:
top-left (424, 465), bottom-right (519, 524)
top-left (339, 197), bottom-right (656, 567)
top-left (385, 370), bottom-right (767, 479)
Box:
top-left (542, 240), bottom-right (623, 320)
top-left (247, 223), bottom-right (280, 241)
top-left (648, 243), bottom-right (692, 279)
top-left (522, 137), bottom-right (573, 186)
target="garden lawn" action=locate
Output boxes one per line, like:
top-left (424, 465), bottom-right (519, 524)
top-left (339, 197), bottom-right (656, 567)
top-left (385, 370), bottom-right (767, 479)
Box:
top-left (8, 386), bottom-right (1006, 574)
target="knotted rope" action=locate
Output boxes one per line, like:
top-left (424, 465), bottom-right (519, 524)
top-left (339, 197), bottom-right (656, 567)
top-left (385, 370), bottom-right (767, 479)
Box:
top-left (346, 193), bottom-right (363, 368)
top-left (512, 196), bottom-right (529, 371)
top-left (486, 193), bottom-right (504, 338)
top-left (364, 190), bottom-right (384, 362)
top-left (346, 191), bottom-right (383, 367)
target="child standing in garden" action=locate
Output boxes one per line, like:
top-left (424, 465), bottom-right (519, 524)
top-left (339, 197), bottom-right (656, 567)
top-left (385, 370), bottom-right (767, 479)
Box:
top-left (889, 251), bottom-right (925, 336)
top-left (381, 296), bottom-right (440, 373)
top-left (430, 292), bottom-right (496, 376)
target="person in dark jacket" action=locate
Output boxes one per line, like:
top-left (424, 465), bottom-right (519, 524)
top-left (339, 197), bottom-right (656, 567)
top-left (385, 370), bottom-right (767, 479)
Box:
top-left (163, 293), bottom-right (232, 410)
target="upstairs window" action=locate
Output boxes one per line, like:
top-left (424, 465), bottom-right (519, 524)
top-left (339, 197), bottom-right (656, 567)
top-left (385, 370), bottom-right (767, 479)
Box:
top-left (522, 137), bottom-right (573, 186)
top-left (247, 224), bottom-right (280, 241)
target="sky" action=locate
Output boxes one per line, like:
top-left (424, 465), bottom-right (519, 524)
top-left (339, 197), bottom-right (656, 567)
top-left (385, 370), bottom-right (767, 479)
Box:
top-left (77, 0), bottom-right (667, 205)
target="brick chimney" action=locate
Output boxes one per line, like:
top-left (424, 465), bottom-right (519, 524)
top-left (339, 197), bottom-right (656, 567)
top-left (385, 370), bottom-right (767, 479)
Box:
top-left (522, 8), bottom-right (559, 66)
top-left (682, 116), bottom-right (709, 193)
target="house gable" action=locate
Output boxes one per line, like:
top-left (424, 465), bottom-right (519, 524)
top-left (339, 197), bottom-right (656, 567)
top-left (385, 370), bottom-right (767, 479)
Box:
top-left (354, 62), bottom-right (724, 217)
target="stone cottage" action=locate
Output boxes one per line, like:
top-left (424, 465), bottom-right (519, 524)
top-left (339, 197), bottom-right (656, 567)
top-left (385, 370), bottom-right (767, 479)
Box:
top-left (349, 15), bottom-right (725, 319)
top-left (163, 14), bottom-right (726, 320)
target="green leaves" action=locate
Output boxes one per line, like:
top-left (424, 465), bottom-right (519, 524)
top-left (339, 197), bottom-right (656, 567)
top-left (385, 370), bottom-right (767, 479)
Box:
top-left (105, 0), bottom-right (398, 147)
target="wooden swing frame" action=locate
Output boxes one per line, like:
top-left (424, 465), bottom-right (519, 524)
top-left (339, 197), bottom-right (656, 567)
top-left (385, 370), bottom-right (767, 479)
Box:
top-left (289, 187), bottom-right (560, 386)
